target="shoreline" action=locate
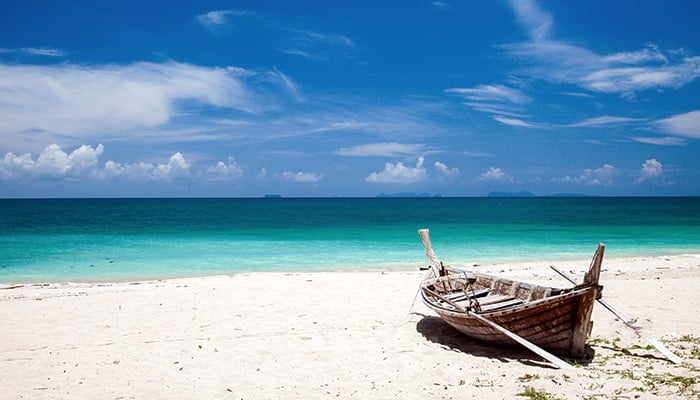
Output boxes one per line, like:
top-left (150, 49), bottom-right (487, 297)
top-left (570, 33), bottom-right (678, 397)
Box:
top-left (2, 252), bottom-right (699, 286)
top-left (1, 254), bottom-right (699, 398)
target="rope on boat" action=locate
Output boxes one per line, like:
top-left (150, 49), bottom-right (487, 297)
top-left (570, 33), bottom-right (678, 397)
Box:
top-left (402, 266), bottom-right (439, 325)
top-left (463, 271), bottom-right (481, 313)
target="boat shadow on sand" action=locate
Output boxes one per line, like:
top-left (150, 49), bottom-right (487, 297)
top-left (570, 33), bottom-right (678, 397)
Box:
top-left (414, 314), bottom-right (596, 368)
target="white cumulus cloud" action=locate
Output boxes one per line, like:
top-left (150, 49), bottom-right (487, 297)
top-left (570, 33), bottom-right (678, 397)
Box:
top-left (0, 152), bottom-right (36, 179)
top-left (0, 143), bottom-right (199, 183)
top-left (477, 167), bottom-right (512, 182)
top-left (204, 157), bottom-right (244, 181)
top-left (434, 161), bottom-right (459, 178)
top-left (366, 157), bottom-right (428, 184)
top-left (640, 159), bottom-right (663, 180)
top-left (281, 171), bottom-right (323, 183)
top-left (552, 164), bottom-right (617, 186)
top-left (1, 143), bottom-right (104, 179)
top-left (101, 152), bottom-right (190, 182)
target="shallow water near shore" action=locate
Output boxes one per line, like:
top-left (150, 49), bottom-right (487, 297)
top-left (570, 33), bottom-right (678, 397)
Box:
top-left (1, 197), bottom-right (699, 282)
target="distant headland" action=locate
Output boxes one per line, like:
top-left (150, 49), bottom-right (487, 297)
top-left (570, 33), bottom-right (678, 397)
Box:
top-left (375, 192), bottom-right (442, 198)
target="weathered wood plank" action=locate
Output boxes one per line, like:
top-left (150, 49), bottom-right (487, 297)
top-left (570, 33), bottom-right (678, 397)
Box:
top-left (444, 287), bottom-right (492, 302)
top-left (478, 298), bottom-right (523, 312)
top-left (476, 294), bottom-right (515, 306)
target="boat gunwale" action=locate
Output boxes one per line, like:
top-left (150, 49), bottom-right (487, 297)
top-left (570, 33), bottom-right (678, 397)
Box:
top-left (421, 268), bottom-right (568, 291)
top-left (420, 283), bottom-right (595, 318)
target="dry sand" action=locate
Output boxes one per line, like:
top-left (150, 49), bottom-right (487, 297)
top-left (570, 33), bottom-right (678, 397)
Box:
top-left (1, 255), bottom-right (699, 399)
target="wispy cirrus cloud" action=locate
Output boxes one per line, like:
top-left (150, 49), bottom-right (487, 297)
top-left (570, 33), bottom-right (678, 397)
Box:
top-left (0, 47), bottom-right (66, 57)
top-left (0, 69), bottom-right (445, 155)
top-left (447, 84), bottom-right (531, 105)
top-left (334, 142), bottom-right (425, 157)
top-left (282, 29), bottom-right (355, 62)
top-left (565, 116), bottom-right (646, 128)
top-left (289, 29), bottom-right (355, 48)
top-left (600, 47), bottom-right (668, 64)
top-left (464, 103), bottom-right (530, 119)
top-left (463, 150), bottom-right (491, 157)
top-left (581, 58), bottom-right (700, 95)
top-left (630, 136), bottom-right (687, 146)
top-left (493, 116), bottom-right (541, 128)
top-left (432, 2), bottom-right (451, 11)
top-left (507, 0), bottom-right (553, 41)
top-left (656, 110), bottom-right (700, 139)
top-left (447, 84), bottom-right (535, 126)
top-left (311, 120), bottom-right (371, 134)
top-left (270, 67), bottom-right (300, 99)
top-left (196, 9), bottom-right (253, 31)
top-left (503, 0), bottom-right (700, 97)
top-left (196, 9), bottom-right (355, 62)
top-left (283, 98), bottom-right (453, 142)
top-left (453, 0), bottom-right (700, 133)
top-left (0, 62), bottom-right (298, 151)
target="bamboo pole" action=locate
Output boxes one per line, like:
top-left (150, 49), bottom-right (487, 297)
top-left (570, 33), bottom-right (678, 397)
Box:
top-left (469, 312), bottom-right (574, 370)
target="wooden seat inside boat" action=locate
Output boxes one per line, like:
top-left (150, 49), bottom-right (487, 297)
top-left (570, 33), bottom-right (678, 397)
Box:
top-left (444, 287), bottom-right (491, 302)
top-left (440, 290), bottom-right (525, 312)
top-left (478, 298), bottom-right (523, 312)
top-left (477, 294), bottom-right (515, 306)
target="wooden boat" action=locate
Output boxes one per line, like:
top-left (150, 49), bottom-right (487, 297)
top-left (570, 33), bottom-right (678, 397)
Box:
top-left (418, 229), bottom-right (604, 361)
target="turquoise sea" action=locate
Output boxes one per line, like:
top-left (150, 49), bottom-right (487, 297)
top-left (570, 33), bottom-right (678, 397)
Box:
top-left (1, 197), bottom-right (699, 283)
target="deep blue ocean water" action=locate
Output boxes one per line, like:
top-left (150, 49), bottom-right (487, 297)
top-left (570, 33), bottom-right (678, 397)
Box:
top-left (1, 197), bottom-right (699, 283)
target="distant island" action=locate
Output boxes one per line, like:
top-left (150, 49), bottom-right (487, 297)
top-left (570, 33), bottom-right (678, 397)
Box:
top-left (261, 193), bottom-right (592, 199)
top-left (488, 191), bottom-right (536, 198)
top-left (376, 192), bottom-right (442, 198)
top-left (488, 191), bottom-right (592, 198)
top-left (550, 193), bottom-right (592, 197)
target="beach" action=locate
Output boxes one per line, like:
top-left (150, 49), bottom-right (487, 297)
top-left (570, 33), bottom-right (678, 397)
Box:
top-left (1, 255), bottom-right (699, 399)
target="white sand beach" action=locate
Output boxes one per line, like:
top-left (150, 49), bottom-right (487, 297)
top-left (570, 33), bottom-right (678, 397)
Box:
top-left (1, 255), bottom-right (699, 399)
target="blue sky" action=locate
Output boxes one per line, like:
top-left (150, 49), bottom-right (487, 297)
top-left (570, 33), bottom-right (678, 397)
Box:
top-left (1, 0), bottom-right (699, 197)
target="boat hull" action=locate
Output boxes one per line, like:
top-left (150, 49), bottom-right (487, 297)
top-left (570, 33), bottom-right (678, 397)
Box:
top-left (422, 285), bottom-right (597, 357)
top-left (417, 229), bottom-right (604, 360)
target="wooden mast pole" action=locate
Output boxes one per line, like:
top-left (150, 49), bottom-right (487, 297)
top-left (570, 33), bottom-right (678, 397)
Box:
top-left (418, 229), bottom-right (443, 278)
